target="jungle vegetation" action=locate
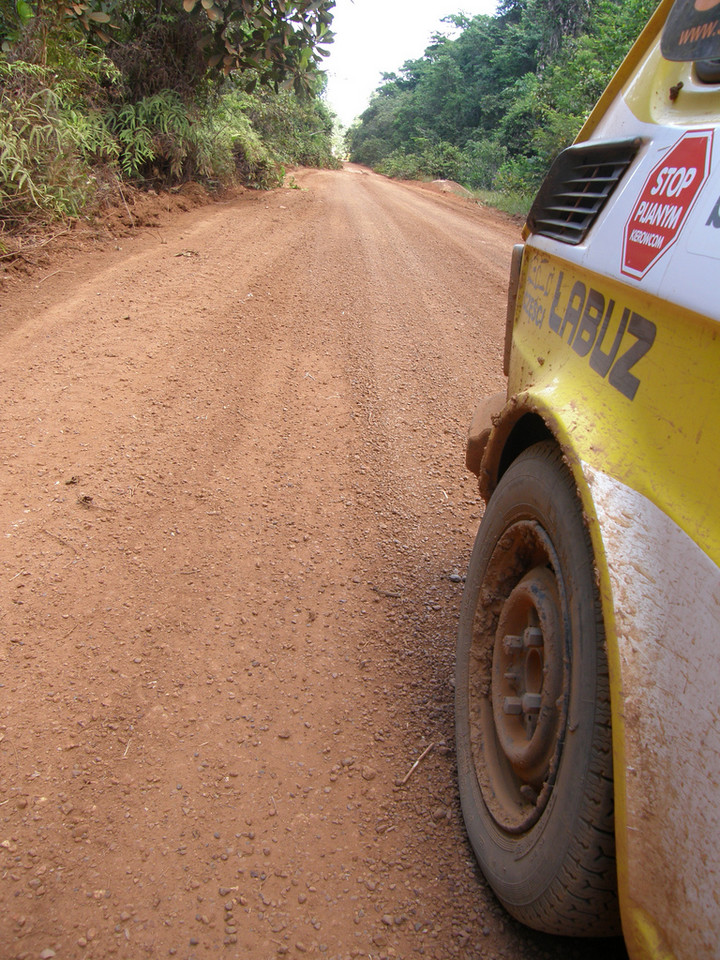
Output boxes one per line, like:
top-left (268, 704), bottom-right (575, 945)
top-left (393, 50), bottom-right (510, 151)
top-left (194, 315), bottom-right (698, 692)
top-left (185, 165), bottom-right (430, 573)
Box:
top-left (346, 0), bottom-right (659, 210)
top-left (0, 0), bottom-right (338, 236)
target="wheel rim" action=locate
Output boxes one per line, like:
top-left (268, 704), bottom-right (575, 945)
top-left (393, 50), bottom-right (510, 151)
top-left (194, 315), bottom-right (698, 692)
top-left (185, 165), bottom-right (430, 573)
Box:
top-left (468, 519), bottom-right (570, 834)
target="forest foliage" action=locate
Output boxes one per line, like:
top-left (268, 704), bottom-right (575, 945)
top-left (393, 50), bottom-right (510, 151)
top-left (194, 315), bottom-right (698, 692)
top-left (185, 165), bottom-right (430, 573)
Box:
top-left (0, 0), bottom-right (339, 234)
top-left (346, 0), bottom-right (659, 204)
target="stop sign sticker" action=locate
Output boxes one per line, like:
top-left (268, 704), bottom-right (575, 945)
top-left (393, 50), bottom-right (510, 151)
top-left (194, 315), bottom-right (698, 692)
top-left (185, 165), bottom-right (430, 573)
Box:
top-left (622, 129), bottom-right (713, 279)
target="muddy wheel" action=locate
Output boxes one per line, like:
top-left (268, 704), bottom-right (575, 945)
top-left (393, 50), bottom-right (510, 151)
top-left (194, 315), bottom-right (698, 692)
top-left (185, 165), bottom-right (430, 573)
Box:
top-left (455, 441), bottom-right (620, 936)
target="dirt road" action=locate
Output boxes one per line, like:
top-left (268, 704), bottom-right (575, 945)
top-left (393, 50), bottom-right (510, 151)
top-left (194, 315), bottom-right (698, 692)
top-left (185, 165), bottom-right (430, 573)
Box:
top-left (0, 166), bottom-right (625, 960)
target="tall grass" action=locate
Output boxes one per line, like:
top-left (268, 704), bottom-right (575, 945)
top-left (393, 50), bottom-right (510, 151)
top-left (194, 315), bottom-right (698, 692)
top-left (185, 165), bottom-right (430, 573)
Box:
top-left (0, 67), bottom-right (93, 222)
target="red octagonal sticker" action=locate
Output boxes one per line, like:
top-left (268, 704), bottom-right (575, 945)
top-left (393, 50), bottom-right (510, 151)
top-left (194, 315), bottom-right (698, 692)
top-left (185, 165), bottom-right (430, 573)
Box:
top-left (622, 129), bottom-right (713, 280)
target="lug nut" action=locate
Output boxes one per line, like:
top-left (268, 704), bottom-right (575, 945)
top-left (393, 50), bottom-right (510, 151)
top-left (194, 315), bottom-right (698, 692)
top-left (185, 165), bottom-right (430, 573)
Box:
top-left (503, 634), bottom-right (524, 652)
top-left (522, 693), bottom-right (542, 713)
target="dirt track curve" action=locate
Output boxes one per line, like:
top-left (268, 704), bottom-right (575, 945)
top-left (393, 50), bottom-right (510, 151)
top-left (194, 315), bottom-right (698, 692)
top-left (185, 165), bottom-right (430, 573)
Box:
top-left (0, 166), bottom-right (627, 960)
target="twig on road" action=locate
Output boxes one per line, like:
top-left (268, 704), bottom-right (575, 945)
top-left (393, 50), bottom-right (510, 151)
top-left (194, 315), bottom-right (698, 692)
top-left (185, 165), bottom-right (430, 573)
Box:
top-left (398, 742), bottom-right (435, 786)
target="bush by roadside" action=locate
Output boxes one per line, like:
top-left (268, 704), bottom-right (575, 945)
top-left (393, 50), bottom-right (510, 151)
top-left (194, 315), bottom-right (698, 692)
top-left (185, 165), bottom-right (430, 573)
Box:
top-left (0, 7), bottom-right (338, 256)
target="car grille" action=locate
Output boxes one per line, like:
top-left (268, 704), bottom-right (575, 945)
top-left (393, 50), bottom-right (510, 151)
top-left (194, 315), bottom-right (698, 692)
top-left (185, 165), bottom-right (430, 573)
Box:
top-left (527, 138), bottom-right (642, 245)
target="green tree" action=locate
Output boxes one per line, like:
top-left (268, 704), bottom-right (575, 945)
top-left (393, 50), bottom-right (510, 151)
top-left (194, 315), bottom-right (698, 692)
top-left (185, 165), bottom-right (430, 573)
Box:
top-left (348, 0), bottom-right (660, 202)
top-left (0, 0), bottom-right (339, 230)
top-left (2, 0), bottom-right (335, 96)
top-left (534, 0), bottom-right (659, 166)
top-left (526, 0), bottom-right (595, 60)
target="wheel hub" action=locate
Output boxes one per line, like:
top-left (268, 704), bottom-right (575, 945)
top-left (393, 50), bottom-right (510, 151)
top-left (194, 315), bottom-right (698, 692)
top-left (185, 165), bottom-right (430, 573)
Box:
top-left (468, 520), bottom-right (570, 834)
top-left (492, 567), bottom-right (564, 787)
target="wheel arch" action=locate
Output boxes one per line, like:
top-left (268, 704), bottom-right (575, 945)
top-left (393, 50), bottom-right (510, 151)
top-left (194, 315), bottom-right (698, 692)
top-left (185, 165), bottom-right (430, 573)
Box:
top-left (476, 396), bottom-right (607, 545)
top-left (485, 411), bottom-right (553, 498)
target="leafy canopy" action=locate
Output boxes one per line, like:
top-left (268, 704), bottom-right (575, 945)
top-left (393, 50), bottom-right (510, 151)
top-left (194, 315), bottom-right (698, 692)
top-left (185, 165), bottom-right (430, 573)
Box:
top-left (2, 0), bottom-right (336, 95)
top-left (179, 0), bottom-right (335, 93)
top-left (346, 0), bottom-right (660, 200)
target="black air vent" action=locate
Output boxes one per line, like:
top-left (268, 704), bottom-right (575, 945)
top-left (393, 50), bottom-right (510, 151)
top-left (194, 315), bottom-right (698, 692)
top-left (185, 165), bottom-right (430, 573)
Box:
top-left (527, 137), bottom-right (642, 245)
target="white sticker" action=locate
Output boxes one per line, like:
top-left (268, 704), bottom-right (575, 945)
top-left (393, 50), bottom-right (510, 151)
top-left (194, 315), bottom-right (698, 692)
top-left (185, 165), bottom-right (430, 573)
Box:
top-left (686, 188), bottom-right (720, 260)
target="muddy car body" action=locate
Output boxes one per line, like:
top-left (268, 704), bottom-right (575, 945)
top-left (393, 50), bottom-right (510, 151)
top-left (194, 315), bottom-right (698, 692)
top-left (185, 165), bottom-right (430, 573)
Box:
top-left (455, 2), bottom-right (720, 958)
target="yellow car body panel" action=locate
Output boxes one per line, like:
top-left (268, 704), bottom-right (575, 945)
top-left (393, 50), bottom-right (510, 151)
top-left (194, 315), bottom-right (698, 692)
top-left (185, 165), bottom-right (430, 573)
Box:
top-left (510, 249), bottom-right (720, 568)
top-left (471, 3), bottom-right (720, 957)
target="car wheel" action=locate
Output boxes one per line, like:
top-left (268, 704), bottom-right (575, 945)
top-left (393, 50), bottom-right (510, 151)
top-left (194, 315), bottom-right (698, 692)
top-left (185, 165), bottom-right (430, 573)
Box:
top-left (456, 441), bottom-right (620, 936)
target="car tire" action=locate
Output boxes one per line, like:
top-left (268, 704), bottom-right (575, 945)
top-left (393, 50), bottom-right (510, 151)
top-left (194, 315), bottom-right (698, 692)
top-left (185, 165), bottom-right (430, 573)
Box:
top-left (456, 441), bottom-right (620, 936)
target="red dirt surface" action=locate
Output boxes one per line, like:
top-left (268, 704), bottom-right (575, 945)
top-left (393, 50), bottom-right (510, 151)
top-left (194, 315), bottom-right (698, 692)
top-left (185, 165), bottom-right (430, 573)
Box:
top-left (0, 166), bottom-right (626, 960)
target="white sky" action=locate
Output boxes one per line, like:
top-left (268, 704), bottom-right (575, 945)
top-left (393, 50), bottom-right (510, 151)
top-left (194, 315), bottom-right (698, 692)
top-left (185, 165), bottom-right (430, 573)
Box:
top-left (324, 0), bottom-right (500, 128)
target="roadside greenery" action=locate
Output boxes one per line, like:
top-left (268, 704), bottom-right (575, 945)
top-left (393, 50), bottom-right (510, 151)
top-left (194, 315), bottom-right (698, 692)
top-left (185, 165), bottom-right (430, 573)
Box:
top-left (0, 0), bottom-right (338, 236)
top-left (346, 0), bottom-right (659, 210)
